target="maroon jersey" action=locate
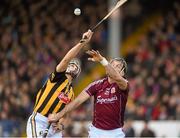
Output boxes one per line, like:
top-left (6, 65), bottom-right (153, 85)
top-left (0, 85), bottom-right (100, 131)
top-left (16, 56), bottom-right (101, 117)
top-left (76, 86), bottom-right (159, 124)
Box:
top-left (85, 77), bottom-right (129, 130)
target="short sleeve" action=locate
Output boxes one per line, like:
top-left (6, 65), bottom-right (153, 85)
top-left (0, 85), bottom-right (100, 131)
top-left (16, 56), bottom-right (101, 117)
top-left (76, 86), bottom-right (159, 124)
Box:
top-left (49, 69), bottom-right (67, 83)
top-left (84, 79), bottom-right (103, 96)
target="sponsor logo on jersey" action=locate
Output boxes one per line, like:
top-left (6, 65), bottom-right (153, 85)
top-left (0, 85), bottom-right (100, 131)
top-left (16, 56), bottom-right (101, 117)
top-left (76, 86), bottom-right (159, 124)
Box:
top-left (97, 95), bottom-right (118, 104)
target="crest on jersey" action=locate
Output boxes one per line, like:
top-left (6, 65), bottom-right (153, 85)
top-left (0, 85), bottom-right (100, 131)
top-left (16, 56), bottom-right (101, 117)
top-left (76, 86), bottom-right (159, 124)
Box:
top-left (58, 93), bottom-right (71, 104)
top-left (111, 87), bottom-right (116, 93)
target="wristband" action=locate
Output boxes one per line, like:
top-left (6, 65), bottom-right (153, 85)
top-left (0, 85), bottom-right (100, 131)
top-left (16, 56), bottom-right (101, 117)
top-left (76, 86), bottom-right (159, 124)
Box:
top-left (100, 58), bottom-right (108, 66)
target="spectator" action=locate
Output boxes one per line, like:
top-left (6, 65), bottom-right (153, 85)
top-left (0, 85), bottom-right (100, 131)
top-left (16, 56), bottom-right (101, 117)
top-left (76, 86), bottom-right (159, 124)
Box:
top-left (123, 119), bottom-right (135, 137)
top-left (140, 120), bottom-right (156, 137)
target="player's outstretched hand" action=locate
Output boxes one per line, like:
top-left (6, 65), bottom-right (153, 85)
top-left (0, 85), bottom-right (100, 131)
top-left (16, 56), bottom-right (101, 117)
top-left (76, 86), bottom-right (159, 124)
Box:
top-left (80, 29), bottom-right (93, 44)
top-left (86, 49), bottom-right (104, 62)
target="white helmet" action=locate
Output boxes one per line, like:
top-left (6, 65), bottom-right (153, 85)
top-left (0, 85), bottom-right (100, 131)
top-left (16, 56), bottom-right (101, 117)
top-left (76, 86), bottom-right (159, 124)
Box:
top-left (66, 58), bottom-right (81, 78)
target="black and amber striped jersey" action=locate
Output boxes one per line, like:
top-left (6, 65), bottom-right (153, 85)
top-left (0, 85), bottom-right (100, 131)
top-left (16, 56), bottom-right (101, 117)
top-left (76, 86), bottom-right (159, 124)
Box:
top-left (33, 70), bottom-right (74, 117)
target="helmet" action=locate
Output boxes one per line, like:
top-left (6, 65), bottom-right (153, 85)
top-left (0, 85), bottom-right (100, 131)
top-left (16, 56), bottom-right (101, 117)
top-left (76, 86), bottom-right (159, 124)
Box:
top-left (66, 58), bottom-right (81, 78)
top-left (110, 57), bottom-right (127, 74)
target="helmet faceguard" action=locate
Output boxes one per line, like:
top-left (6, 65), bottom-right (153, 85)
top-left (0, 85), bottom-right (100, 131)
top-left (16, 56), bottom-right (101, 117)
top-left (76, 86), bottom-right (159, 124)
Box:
top-left (65, 59), bottom-right (81, 78)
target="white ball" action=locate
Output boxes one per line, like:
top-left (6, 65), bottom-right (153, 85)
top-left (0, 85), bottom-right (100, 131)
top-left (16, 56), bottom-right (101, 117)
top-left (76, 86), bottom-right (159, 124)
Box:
top-left (74, 8), bottom-right (81, 16)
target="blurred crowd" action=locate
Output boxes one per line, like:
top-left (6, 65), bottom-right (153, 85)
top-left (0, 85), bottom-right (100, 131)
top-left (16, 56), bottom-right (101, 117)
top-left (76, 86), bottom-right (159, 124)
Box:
top-left (0, 0), bottom-right (179, 137)
top-left (125, 2), bottom-right (180, 121)
top-left (124, 2), bottom-right (180, 137)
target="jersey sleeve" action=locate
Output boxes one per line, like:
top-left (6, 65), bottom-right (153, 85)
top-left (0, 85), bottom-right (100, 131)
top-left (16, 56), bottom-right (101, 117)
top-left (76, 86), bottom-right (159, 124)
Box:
top-left (49, 69), bottom-right (67, 83)
top-left (84, 80), bottom-right (102, 96)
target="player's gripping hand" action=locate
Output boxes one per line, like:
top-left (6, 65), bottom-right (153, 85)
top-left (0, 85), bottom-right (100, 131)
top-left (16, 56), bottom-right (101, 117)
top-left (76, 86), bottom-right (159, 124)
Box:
top-left (80, 29), bottom-right (93, 44)
top-left (52, 118), bottom-right (64, 132)
top-left (48, 113), bottom-right (59, 123)
top-left (86, 49), bottom-right (104, 62)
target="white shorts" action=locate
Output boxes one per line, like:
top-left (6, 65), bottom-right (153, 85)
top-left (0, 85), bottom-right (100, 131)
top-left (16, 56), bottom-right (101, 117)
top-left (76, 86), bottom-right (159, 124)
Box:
top-left (26, 112), bottom-right (62, 138)
top-left (88, 124), bottom-right (125, 138)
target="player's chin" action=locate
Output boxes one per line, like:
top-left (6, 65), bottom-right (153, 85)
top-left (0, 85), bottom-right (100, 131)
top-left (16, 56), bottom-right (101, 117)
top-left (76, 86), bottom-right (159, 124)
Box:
top-left (65, 72), bottom-right (75, 78)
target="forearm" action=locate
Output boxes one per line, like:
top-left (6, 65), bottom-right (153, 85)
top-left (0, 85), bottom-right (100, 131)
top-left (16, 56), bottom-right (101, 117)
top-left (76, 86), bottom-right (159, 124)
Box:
top-left (56, 42), bottom-right (85, 72)
top-left (63, 42), bottom-right (84, 62)
top-left (56, 91), bottom-right (90, 119)
top-left (57, 98), bottom-right (82, 118)
top-left (100, 58), bottom-right (123, 81)
top-left (86, 50), bottom-right (127, 90)
top-left (102, 58), bottom-right (128, 89)
top-left (105, 64), bottom-right (124, 81)
top-left (56, 30), bottom-right (93, 72)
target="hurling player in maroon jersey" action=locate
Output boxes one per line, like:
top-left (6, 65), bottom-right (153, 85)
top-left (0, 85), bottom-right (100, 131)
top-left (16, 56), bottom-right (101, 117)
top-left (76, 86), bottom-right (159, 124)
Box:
top-left (48, 50), bottom-right (129, 138)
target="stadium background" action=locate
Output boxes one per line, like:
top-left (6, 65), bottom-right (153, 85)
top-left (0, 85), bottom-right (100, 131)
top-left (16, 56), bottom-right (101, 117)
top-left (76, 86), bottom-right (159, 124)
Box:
top-left (0, 0), bottom-right (179, 137)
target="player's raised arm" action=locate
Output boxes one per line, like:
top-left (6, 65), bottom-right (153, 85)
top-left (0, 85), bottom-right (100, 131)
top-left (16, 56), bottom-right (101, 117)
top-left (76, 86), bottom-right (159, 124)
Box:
top-left (56, 30), bottom-right (93, 72)
top-left (86, 50), bottom-right (128, 90)
top-left (48, 90), bottom-right (90, 123)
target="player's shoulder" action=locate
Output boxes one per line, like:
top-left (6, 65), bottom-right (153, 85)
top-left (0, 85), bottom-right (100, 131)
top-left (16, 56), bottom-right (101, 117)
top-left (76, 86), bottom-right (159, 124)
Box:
top-left (85, 78), bottom-right (105, 90)
top-left (49, 69), bottom-right (67, 83)
top-left (91, 77), bottom-right (106, 86)
top-left (84, 78), bottom-right (105, 93)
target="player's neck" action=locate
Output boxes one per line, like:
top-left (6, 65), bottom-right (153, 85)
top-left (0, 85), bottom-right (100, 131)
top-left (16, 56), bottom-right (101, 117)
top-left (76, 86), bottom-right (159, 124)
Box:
top-left (108, 77), bottom-right (115, 84)
top-left (66, 74), bottom-right (73, 83)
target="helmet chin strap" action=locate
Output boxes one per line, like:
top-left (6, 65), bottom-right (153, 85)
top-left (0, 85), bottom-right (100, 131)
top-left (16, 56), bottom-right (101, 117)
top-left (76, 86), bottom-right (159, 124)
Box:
top-left (65, 65), bottom-right (79, 78)
top-left (65, 71), bottom-right (76, 79)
